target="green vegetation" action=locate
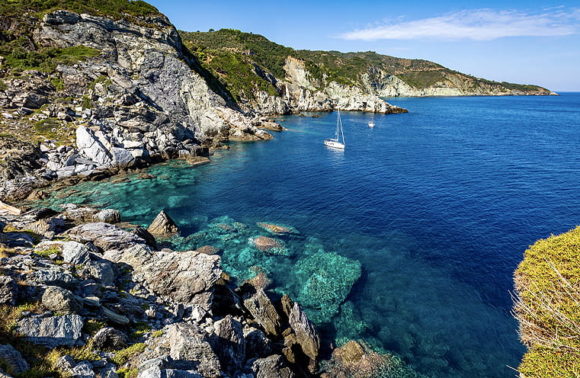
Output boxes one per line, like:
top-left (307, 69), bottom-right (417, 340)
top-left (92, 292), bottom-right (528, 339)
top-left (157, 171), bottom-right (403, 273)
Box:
top-left (514, 226), bottom-right (580, 376)
top-left (180, 28), bottom-right (548, 102)
top-left (2, 44), bottom-right (100, 73)
top-left (0, 0), bottom-right (159, 20)
top-left (111, 343), bottom-right (146, 366)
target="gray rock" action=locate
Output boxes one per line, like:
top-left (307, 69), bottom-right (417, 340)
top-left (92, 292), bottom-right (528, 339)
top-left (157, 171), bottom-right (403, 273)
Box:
top-left (244, 326), bottom-right (272, 359)
top-left (98, 363), bottom-right (119, 378)
top-left (71, 361), bottom-right (95, 378)
top-left (55, 355), bottom-right (75, 373)
top-left (92, 327), bottom-right (128, 350)
top-left (62, 241), bottom-right (91, 265)
top-left (0, 344), bottom-right (29, 375)
top-left (242, 288), bottom-right (281, 336)
top-left (31, 268), bottom-right (77, 287)
top-left (65, 223), bottom-right (147, 251)
top-left (212, 315), bottom-right (245, 374)
top-left (76, 126), bottom-right (112, 166)
top-left (102, 307), bottom-right (130, 325)
top-left (251, 355), bottom-right (295, 378)
top-left (0, 276), bottom-right (17, 305)
top-left (167, 323), bottom-right (221, 378)
top-left (41, 286), bottom-right (82, 313)
top-left (94, 209), bottom-right (121, 223)
top-left (104, 246), bottom-right (221, 309)
top-left (78, 259), bottom-right (116, 287)
top-left (288, 302), bottom-right (320, 363)
top-left (147, 210), bottom-right (179, 237)
top-left (17, 314), bottom-right (84, 347)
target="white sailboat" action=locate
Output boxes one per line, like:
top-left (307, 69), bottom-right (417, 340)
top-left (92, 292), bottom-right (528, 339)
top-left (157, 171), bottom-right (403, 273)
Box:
top-left (324, 109), bottom-right (346, 149)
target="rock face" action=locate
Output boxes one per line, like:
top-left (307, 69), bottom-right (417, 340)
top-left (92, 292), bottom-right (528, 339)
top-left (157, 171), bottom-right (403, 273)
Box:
top-left (17, 314), bottom-right (84, 347)
top-left (147, 210), bottom-right (179, 236)
top-left (167, 323), bottom-right (222, 377)
top-left (0, 9), bottom-right (275, 201)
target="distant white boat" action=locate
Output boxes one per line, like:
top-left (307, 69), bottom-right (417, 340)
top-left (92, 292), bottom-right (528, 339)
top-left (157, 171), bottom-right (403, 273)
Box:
top-left (324, 109), bottom-right (346, 149)
top-left (368, 120), bottom-right (375, 128)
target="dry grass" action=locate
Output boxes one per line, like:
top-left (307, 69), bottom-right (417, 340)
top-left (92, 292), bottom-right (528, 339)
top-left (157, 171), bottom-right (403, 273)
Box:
top-left (513, 226), bottom-right (580, 376)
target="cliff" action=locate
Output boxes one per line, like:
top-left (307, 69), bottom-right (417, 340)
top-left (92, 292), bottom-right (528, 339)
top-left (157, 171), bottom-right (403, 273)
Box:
top-left (513, 227), bottom-right (580, 376)
top-left (0, 2), bottom-right (408, 201)
top-left (181, 29), bottom-right (556, 114)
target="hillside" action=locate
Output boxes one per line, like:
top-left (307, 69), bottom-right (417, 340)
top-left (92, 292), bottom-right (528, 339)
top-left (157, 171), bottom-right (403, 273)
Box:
top-left (180, 29), bottom-right (554, 112)
top-left (514, 227), bottom-right (580, 376)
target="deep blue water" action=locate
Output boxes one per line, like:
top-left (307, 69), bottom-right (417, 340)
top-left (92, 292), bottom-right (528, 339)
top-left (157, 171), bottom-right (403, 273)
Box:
top-left (44, 93), bottom-right (580, 377)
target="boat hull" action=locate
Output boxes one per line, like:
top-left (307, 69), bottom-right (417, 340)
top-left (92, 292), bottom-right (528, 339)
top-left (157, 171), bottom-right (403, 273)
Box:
top-left (324, 139), bottom-right (345, 149)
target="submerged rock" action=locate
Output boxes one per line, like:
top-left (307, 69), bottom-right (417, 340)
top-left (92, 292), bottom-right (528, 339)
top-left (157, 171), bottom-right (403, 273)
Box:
top-left (323, 340), bottom-right (411, 378)
top-left (249, 235), bottom-right (289, 256)
top-left (147, 210), bottom-right (179, 236)
top-left (256, 222), bottom-right (299, 236)
top-left (294, 252), bottom-right (362, 324)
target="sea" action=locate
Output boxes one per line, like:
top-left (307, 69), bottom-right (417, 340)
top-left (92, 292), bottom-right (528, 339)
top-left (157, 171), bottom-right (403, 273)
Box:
top-left (42, 93), bottom-right (580, 377)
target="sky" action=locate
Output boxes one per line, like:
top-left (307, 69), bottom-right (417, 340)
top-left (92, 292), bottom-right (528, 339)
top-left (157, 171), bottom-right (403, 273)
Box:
top-left (148, 0), bottom-right (580, 91)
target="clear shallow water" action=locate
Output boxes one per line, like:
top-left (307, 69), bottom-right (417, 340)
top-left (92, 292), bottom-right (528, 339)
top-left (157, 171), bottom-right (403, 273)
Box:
top-left (42, 94), bottom-right (580, 377)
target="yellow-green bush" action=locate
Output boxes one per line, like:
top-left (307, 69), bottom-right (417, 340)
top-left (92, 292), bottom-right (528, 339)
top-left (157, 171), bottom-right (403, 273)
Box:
top-left (514, 226), bottom-right (580, 376)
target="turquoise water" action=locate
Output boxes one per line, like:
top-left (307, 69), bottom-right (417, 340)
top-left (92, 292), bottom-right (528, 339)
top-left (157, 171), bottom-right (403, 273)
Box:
top-left (43, 94), bottom-right (580, 377)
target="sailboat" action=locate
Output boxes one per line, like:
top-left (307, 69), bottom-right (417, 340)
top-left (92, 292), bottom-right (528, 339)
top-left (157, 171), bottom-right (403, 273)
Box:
top-left (324, 109), bottom-right (346, 149)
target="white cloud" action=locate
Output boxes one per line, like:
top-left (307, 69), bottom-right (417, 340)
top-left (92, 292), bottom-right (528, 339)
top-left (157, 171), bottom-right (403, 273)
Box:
top-left (340, 8), bottom-right (580, 41)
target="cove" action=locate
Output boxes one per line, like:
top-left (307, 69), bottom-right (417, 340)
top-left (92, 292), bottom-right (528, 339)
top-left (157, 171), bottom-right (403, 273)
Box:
top-left (40, 93), bottom-right (580, 377)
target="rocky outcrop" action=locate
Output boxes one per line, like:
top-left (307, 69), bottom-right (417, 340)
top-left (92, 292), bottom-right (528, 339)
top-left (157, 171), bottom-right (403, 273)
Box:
top-left (147, 210), bottom-right (179, 236)
top-left (0, 204), bottom-right (323, 377)
top-left (248, 57), bottom-right (407, 115)
top-left (0, 9), bottom-right (276, 201)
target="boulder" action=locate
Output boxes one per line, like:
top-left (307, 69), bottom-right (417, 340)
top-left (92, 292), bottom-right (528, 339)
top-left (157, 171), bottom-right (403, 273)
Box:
top-left (41, 286), bottom-right (82, 313)
top-left (71, 361), bottom-right (95, 377)
top-left (92, 327), bottom-right (128, 350)
top-left (30, 267), bottom-right (77, 287)
top-left (76, 126), bottom-right (112, 166)
top-left (167, 323), bottom-right (221, 377)
top-left (147, 210), bottom-right (179, 237)
top-left (211, 315), bottom-right (245, 374)
top-left (77, 259), bottom-right (116, 287)
top-left (105, 246), bottom-right (221, 309)
top-left (0, 276), bottom-right (17, 305)
top-left (251, 355), bottom-right (295, 378)
top-left (17, 314), bottom-right (84, 347)
top-left (137, 356), bottom-right (202, 378)
top-left (65, 223), bottom-right (147, 250)
top-left (63, 205), bottom-right (121, 224)
top-left (0, 344), bottom-right (29, 375)
top-left (242, 288), bottom-right (281, 336)
top-left (61, 241), bottom-right (91, 265)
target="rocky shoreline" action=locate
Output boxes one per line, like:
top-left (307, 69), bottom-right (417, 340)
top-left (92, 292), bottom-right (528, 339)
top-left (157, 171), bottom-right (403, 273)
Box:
top-left (0, 203), bottom-right (400, 377)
